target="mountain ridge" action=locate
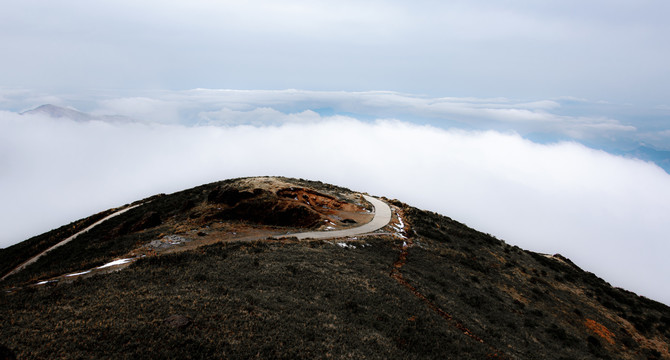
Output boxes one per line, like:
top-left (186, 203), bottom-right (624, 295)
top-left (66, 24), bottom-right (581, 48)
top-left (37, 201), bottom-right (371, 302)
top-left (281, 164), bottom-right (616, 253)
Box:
top-left (20, 104), bottom-right (132, 123)
top-left (1, 176), bottom-right (668, 359)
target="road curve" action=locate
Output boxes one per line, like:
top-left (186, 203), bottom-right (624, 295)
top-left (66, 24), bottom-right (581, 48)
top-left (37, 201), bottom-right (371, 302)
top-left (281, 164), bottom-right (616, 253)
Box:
top-left (1, 204), bottom-right (142, 281)
top-left (274, 195), bottom-right (392, 240)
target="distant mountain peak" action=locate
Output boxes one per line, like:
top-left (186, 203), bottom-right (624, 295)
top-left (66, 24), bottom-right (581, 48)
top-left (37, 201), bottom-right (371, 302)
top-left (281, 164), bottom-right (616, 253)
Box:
top-left (20, 104), bottom-right (132, 123)
top-left (21, 104), bottom-right (94, 122)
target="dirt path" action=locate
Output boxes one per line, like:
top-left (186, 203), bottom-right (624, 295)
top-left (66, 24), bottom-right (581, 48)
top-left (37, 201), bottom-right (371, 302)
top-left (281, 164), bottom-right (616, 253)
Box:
top-left (9, 195), bottom-right (389, 287)
top-left (273, 195), bottom-right (392, 240)
top-left (390, 239), bottom-right (505, 359)
top-left (1, 204), bottom-right (142, 281)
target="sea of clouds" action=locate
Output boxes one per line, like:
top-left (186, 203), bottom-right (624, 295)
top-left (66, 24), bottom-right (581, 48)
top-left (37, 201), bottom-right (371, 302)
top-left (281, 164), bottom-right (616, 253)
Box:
top-left (1, 90), bottom-right (670, 305)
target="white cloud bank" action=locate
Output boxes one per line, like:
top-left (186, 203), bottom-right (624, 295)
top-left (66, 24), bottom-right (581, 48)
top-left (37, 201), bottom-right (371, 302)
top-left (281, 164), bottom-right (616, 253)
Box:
top-left (6, 88), bottom-right (648, 146)
top-left (1, 110), bottom-right (670, 305)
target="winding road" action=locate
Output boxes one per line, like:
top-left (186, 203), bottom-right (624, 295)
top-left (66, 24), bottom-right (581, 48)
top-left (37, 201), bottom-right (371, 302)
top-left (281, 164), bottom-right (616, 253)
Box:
top-left (3, 195), bottom-right (391, 284)
top-left (274, 195), bottom-right (392, 240)
top-left (1, 204), bottom-right (141, 281)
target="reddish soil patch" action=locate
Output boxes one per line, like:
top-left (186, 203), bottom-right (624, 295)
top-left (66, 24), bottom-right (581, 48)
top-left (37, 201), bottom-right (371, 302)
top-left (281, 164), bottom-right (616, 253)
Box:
top-left (134, 184), bottom-right (373, 257)
top-left (584, 319), bottom-right (616, 345)
top-left (277, 188), bottom-right (361, 214)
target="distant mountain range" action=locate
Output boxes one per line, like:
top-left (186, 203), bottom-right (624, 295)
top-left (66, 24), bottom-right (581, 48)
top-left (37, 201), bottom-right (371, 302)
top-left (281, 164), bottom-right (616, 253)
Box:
top-left (21, 104), bottom-right (132, 123)
top-left (1, 177), bottom-right (668, 359)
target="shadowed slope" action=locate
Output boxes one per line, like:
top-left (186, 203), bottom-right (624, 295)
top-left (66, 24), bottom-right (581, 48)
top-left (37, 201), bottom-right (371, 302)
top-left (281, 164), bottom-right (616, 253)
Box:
top-left (1, 177), bottom-right (668, 359)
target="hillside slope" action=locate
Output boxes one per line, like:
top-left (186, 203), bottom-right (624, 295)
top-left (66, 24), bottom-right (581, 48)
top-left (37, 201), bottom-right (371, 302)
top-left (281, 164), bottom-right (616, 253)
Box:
top-left (1, 177), bottom-right (669, 359)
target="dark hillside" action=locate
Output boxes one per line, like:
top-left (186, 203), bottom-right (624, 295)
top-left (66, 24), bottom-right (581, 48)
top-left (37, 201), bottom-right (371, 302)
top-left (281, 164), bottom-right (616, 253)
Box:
top-left (400, 205), bottom-right (670, 359)
top-left (1, 177), bottom-right (668, 359)
top-left (0, 208), bottom-right (117, 277)
top-left (1, 239), bottom-right (495, 359)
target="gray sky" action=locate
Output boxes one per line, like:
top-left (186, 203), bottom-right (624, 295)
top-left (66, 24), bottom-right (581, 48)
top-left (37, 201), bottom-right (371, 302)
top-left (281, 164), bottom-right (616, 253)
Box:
top-left (1, 1), bottom-right (670, 105)
top-left (2, 1), bottom-right (670, 305)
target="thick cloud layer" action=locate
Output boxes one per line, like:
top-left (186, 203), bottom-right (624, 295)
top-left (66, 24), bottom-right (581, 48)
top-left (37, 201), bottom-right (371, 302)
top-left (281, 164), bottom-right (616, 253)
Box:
top-left (5, 88), bottom-right (668, 151)
top-left (2, 110), bottom-right (670, 305)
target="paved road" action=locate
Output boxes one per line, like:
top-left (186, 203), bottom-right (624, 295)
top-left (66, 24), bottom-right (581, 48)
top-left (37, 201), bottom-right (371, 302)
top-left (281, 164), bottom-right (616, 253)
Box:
top-left (3, 196), bottom-right (390, 286)
top-left (274, 195), bottom-right (392, 240)
top-left (1, 204), bottom-right (142, 281)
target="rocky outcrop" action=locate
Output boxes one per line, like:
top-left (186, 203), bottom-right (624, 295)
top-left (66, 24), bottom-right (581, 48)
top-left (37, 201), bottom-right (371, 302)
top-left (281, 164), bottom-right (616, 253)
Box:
top-left (163, 315), bottom-right (191, 329)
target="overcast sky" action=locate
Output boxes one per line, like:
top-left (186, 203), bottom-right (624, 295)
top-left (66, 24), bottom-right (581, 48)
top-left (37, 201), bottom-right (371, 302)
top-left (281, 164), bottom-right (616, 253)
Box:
top-left (1, 1), bottom-right (670, 105)
top-left (1, 2), bottom-right (670, 304)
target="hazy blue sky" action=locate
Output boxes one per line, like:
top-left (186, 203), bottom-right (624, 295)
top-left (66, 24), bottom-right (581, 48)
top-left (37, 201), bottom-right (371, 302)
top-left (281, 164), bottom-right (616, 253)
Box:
top-left (2, 1), bottom-right (670, 304)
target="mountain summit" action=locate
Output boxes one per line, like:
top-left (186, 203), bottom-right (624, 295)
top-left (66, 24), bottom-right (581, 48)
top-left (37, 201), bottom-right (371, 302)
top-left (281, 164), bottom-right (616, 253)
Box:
top-left (21, 104), bottom-right (131, 123)
top-left (1, 177), bottom-right (668, 359)
top-left (21, 104), bottom-right (94, 121)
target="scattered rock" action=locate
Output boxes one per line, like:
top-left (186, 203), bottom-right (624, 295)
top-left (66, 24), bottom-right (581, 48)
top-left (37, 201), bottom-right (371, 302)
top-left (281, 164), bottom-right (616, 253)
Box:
top-left (146, 235), bottom-right (190, 249)
top-left (163, 314), bottom-right (191, 329)
top-left (164, 235), bottom-right (189, 244)
top-left (147, 240), bottom-right (165, 249)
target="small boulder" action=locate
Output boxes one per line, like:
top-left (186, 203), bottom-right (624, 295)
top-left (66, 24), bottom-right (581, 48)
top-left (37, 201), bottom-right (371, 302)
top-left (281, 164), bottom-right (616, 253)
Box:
top-left (163, 314), bottom-right (191, 329)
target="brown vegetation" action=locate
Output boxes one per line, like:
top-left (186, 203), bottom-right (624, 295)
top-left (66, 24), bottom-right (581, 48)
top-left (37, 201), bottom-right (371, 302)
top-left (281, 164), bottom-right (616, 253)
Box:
top-left (1, 177), bottom-right (669, 359)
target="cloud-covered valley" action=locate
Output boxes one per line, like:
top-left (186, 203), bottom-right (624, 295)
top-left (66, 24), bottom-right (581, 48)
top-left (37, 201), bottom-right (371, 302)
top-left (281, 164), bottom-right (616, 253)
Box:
top-left (4, 89), bottom-right (663, 146)
top-left (2, 105), bottom-right (670, 305)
